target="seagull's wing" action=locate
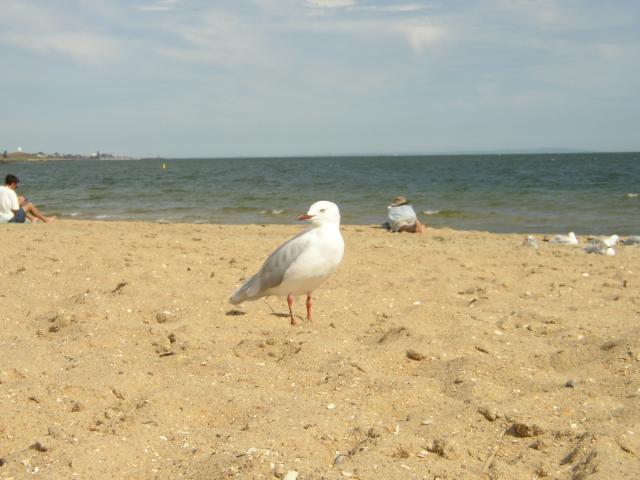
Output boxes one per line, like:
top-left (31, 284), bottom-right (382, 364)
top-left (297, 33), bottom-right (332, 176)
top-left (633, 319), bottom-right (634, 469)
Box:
top-left (229, 230), bottom-right (310, 304)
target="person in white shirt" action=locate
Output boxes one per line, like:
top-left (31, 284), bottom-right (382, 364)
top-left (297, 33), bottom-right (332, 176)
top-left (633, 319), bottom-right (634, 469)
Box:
top-left (0, 174), bottom-right (55, 223)
top-left (386, 195), bottom-right (425, 233)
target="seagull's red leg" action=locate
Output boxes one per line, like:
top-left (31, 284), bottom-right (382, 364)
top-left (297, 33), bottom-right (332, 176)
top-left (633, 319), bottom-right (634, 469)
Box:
top-left (306, 293), bottom-right (312, 322)
top-left (287, 294), bottom-right (298, 325)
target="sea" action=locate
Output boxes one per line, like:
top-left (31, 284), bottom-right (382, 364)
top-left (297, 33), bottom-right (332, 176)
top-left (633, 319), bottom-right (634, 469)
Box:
top-left (4, 152), bottom-right (639, 235)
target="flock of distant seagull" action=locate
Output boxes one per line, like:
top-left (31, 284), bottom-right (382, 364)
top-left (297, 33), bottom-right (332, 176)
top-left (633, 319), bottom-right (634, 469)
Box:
top-left (524, 232), bottom-right (640, 256)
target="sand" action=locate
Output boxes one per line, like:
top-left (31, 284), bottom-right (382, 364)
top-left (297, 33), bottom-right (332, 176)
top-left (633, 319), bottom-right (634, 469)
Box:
top-left (1, 221), bottom-right (639, 479)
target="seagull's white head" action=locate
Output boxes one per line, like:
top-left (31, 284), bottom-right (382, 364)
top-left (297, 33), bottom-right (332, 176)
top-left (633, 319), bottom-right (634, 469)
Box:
top-left (298, 200), bottom-right (341, 226)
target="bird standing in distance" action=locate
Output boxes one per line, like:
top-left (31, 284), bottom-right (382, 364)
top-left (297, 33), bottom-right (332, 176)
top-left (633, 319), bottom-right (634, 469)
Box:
top-left (623, 235), bottom-right (640, 245)
top-left (229, 201), bottom-right (344, 325)
top-left (587, 234), bottom-right (619, 247)
top-left (523, 235), bottom-right (539, 249)
top-left (583, 239), bottom-right (616, 256)
top-left (550, 232), bottom-right (578, 245)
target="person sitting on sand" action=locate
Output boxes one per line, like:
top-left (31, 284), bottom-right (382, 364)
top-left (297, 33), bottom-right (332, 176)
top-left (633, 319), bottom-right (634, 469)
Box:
top-left (385, 195), bottom-right (425, 233)
top-left (0, 174), bottom-right (56, 223)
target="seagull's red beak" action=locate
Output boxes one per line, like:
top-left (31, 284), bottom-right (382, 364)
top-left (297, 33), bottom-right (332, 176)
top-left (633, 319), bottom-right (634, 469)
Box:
top-left (297, 213), bottom-right (314, 221)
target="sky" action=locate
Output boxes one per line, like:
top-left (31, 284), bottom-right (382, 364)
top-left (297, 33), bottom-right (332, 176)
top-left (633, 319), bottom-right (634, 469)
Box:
top-left (1, 0), bottom-right (639, 157)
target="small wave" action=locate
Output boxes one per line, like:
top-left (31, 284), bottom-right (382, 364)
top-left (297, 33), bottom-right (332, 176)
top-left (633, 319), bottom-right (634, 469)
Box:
top-left (69, 212), bottom-right (80, 217)
top-left (421, 209), bottom-right (472, 218)
top-left (221, 206), bottom-right (262, 214)
top-left (94, 214), bottom-right (128, 220)
top-left (261, 209), bottom-right (286, 215)
top-left (627, 193), bottom-right (638, 198)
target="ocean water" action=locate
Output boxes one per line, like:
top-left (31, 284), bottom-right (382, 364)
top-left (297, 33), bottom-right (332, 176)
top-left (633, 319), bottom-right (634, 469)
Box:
top-left (4, 153), bottom-right (639, 234)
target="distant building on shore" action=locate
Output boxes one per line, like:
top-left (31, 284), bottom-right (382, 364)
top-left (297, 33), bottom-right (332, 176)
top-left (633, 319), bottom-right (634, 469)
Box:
top-left (0, 148), bottom-right (133, 162)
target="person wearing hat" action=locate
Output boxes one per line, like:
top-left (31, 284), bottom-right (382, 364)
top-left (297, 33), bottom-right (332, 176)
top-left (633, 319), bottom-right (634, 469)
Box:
top-left (0, 174), bottom-right (55, 223)
top-left (386, 195), bottom-right (425, 233)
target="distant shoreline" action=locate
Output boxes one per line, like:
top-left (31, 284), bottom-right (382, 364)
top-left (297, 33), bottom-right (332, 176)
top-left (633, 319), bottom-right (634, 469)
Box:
top-left (0, 152), bottom-right (136, 163)
top-left (2, 151), bottom-right (639, 163)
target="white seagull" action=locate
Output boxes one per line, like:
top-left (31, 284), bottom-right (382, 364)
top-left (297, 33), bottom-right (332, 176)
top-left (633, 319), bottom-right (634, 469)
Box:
top-left (623, 235), bottom-right (640, 245)
top-left (229, 200), bottom-right (345, 325)
top-left (587, 234), bottom-right (619, 247)
top-left (523, 235), bottom-right (539, 249)
top-left (551, 232), bottom-right (578, 245)
top-left (583, 239), bottom-right (615, 256)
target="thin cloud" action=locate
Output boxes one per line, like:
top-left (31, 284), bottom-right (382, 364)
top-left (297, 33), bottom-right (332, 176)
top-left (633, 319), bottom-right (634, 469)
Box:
top-left (351, 4), bottom-right (432, 13)
top-left (0, 31), bottom-right (120, 66)
top-left (394, 23), bottom-right (445, 52)
top-left (0, 0), bottom-right (121, 65)
top-left (594, 42), bottom-right (631, 62)
top-left (300, 1), bottom-right (447, 53)
top-left (307, 0), bottom-right (356, 8)
top-left (158, 11), bottom-right (276, 68)
top-left (1, 32), bottom-right (121, 65)
top-left (136, 5), bottom-right (174, 11)
top-left (491, 0), bottom-right (634, 31)
top-left (295, 17), bottom-right (447, 54)
top-left (135, 0), bottom-right (180, 12)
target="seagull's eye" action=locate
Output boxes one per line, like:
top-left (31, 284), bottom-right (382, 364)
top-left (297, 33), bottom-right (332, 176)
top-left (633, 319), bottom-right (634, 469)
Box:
top-left (320, 208), bottom-right (326, 213)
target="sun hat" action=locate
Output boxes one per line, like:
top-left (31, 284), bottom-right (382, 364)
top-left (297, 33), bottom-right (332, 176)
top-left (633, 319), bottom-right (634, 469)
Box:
top-left (390, 196), bottom-right (408, 207)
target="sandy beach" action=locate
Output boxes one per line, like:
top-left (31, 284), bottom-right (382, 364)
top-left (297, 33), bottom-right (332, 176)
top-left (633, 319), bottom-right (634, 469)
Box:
top-left (1, 220), bottom-right (638, 479)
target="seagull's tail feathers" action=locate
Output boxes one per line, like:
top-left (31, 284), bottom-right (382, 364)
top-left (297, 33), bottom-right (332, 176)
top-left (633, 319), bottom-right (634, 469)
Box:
top-left (229, 275), bottom-right (263, 305)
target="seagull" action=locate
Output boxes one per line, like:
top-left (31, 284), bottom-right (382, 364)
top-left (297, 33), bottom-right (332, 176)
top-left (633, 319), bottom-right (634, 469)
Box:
top-left (623, 235), bottom-right (640, 245)
top-left (229, 201), bottom-right (344, 325)
top-left (587, 234), bottom-right (619, 247)
top-left (584, 239), bottom-right (615, 256)
top-left (523, 235), bottom-right (539, 249)
top-left (551, 232), bottom-right (578, 245)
